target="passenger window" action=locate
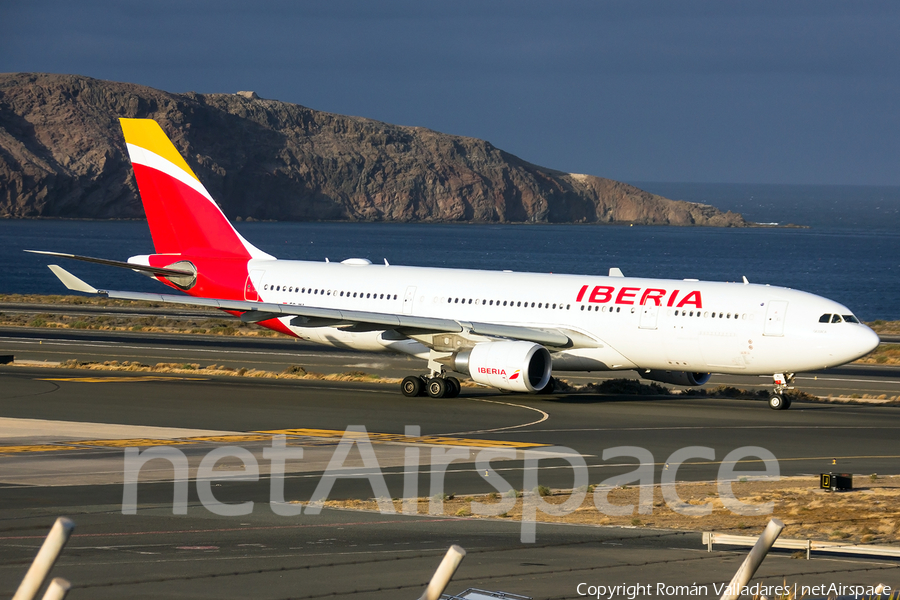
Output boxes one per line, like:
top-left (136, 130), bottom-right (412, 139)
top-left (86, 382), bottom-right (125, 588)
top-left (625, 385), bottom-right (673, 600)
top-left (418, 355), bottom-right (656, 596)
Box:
top-left (468, 299), bottom-right (472, 304)
top-left (831, 314), bottom-right (843, 323)
top-left (580, 305), bottom-right (585, 311)
top-left (566, 304), bottom-right (570, 310)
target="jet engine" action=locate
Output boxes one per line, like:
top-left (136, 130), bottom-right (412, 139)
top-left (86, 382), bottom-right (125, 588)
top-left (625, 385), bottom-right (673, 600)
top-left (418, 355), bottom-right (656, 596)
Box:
top-left (450, 341), bottom-right (552, 393)
top-left (639, 369), bottom-right (711, 387)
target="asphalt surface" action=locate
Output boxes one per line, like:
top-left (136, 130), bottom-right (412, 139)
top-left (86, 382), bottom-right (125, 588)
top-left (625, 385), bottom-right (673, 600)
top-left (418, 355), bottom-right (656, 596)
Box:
top-left (2, 331), bottom-right (900, 599)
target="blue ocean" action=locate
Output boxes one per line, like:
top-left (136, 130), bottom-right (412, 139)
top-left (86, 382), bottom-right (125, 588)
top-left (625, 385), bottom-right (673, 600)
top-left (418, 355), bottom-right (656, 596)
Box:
top-left (2, 182), bottom-right (898, 321)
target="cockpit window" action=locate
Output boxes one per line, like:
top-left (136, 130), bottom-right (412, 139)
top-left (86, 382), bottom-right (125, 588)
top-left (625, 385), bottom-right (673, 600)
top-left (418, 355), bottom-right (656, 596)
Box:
top-left (819, 314), bottom-right (831, 323)
top-left (842, 315), bottom-right (860, 323)
top-left (831, 314), bottom-right (843, 323)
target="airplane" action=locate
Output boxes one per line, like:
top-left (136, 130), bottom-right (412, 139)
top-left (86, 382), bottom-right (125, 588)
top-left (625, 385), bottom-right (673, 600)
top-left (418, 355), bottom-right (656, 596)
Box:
top-left (30, 118), bottom-right (880, 410)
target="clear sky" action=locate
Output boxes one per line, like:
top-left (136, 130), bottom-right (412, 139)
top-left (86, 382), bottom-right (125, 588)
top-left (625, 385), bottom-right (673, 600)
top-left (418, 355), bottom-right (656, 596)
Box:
top-left (2, 0), bottom-right (899, 186)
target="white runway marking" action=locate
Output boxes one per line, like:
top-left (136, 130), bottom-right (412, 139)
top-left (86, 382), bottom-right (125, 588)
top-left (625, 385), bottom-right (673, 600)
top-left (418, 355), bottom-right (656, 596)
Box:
top-left (444, 397), bottom-right (550, 436)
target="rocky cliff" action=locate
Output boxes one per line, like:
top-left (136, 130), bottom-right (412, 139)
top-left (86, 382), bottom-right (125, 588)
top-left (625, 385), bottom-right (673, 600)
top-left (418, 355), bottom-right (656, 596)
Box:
top-left (0, 73), bottom-right (749, 226)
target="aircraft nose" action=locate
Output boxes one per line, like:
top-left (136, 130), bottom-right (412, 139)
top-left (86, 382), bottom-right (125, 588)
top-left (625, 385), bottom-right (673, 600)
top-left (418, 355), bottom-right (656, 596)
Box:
top-left (850, 325), bottom-right (881, 360)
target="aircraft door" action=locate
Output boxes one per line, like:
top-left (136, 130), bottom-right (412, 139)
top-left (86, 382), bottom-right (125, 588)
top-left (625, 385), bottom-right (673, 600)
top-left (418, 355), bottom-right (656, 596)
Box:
top-left (245, 270), bottom-right (265, 301)
top-left (639, 304), bottom-right (659, 330)
top-left (402, 286), bottom-right (416, 315)
top-left (763, 301), bottom-right (788, 336)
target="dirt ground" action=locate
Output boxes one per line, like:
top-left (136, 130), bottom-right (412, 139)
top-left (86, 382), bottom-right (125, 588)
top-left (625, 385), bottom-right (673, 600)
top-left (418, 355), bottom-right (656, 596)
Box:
top-left (324, 476), bottom-right (900, 546)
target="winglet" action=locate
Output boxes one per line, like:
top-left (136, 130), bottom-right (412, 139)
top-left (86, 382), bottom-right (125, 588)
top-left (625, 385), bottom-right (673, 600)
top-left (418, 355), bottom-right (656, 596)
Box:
top-left (47, 265), bottom-right (99, 294)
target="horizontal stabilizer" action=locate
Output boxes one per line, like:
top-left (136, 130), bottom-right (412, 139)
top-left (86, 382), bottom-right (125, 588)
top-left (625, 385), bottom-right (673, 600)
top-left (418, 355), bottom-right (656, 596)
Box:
top-left (47, 265), bottom-right (98, 294)
top-left (26, 250), bottom-right (195, 277)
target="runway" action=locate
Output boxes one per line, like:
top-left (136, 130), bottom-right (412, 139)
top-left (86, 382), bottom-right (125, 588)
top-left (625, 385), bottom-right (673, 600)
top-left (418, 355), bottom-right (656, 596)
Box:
top-left (2, 330), bottom-right (900, 599)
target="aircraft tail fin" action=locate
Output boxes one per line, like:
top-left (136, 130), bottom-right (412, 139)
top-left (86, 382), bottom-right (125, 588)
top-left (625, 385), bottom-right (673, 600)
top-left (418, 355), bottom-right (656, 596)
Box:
top-left (119, 119), bottom-right (272, 260)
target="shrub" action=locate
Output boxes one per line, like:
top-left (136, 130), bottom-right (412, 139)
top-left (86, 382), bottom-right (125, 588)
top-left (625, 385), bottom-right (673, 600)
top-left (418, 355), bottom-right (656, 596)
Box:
top-left (533, 485), bottom-right (552, 497)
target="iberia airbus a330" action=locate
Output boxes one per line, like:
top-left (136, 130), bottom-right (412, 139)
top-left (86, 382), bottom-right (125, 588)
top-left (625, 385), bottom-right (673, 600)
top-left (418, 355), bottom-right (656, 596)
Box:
top-left (31, 119), bottom-right (880, 410)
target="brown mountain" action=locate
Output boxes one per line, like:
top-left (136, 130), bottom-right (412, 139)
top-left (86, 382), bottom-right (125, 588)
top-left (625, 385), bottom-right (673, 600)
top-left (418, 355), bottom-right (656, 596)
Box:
top-left (0, 73), bottom-right (749, 226)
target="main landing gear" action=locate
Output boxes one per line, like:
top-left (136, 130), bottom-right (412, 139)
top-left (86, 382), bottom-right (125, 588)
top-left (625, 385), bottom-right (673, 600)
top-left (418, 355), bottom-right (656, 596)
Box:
top-left (768, 372), bottom-right (794, 410)
top-left (401, 375), bottom-right (461, 399)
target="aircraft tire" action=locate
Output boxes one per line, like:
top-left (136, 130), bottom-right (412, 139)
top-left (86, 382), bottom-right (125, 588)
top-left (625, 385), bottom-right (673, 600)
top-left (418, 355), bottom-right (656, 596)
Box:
top-left (426, 377), bottom-right (448, 398)
top-left (536, 377), bottom-right (556, 394)
top-left (768, 394), bottom-right (787, 410)
top-left (401, 376), bottom-right (424, 397)
top-left (444, 377), bottom-right (460, 398)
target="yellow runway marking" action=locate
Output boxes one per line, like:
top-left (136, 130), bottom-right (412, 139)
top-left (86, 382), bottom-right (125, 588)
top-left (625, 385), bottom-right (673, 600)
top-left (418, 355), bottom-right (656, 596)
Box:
top-left (258, 428), bottom-right (550, 448)
top-left (185, 435), bottom-right (276, 443)
top-left (68, 438), bottom-right (197, 448)
top-left (0, 444), bottom-right (84, 454)
top-left (0, 429), bottom-right (548, 455)
top-left (38, 376), bottom-right (208, 383)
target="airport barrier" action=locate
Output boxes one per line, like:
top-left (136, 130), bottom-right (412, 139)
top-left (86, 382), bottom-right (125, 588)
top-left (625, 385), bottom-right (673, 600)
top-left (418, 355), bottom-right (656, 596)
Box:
top-left (703, 531), bottom-right (900, 560)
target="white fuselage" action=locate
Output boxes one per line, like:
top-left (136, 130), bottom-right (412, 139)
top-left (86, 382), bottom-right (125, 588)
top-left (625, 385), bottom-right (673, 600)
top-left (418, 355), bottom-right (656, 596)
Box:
top-left (246, 259), bottom-right (879, 376)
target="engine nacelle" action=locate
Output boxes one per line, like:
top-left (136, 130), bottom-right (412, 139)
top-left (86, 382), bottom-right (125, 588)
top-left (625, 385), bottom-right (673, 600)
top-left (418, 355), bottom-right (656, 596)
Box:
top-left (451, 341), bottom-right (552, 393)
top-left (639, 369), bottom-right (711, 387)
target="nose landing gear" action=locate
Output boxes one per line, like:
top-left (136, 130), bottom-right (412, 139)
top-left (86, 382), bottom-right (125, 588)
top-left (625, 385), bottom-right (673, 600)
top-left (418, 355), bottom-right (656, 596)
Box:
top-left (768, 373), bottom-right (794, 410)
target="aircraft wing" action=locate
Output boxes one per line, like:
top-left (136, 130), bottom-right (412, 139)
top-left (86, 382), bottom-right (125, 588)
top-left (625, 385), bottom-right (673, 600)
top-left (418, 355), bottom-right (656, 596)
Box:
top-left (47, 265), bottom-right (573, 348)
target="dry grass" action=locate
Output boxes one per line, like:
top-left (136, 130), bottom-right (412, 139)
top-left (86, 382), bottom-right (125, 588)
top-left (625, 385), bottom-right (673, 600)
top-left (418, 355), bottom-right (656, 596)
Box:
top-left (24, 359), bottom-right (402, 384)
top-left (868, 320), bottom-right (900, 335)
top-left (856, 343), bottom-right (900, 366)
top-left (324, 476), bottom-right (900, 546)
